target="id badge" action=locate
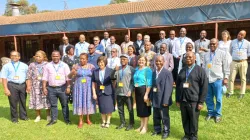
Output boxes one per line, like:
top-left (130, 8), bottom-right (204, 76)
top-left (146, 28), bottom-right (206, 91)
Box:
top-left (153, 87), bottom-right (158, 92)
top-left (135, 83), bottom-right (139, 87)
top-left (13, 76), bottom-right (19, 80)
top-left (81, 78), bottom-right (86, 83)
top-left (183, 82), bottom-right (190, 88)
top-left (100, 85), bottom-right (105, 90)
top-left (207, 63), bottom-right (212, 69)
top-left (237, 52), bottom-right (242, 56)
top-left (37, 75), bottom-right (42, 80)
top-left (118, 82), bottom-right (124, 87)
top-left (55, 75), bottom-right (61, 80)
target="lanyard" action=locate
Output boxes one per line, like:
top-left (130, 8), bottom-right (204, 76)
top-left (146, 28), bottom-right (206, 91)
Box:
top-left (237, 39), bottom-right (244, 51)
top-left (12, 61), bottom-right (20, 74)
top-left (35, 62), bottom-right (43, 75)
top-left (210, 52), bottom-right (215, 62)
top-left (185, 64), bottom-right (195, 82)
top-left (52, 62), bottom-right (61, 74)
top-left (156, 67), bottom-right (163, 79)
top-left (119, 65), bottom-right (127, 81)
top-left (180, 37), bottom-right (186, 46)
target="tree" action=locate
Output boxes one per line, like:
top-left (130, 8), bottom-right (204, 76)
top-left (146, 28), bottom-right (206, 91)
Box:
top-left (4, 0), bottom-right (15, 16)
top-left (3, 0), bottom-right (37, 16)
top-left (110, 0), bottom-right (128, 4)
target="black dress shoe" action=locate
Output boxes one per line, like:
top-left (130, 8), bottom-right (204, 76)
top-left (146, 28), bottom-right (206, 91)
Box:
top-left (12, 121), bottom-right (19, 124)
top-left (65, 121), bottom-right (71, 125)
top-left (162, 133), bottom-right (169, 139)
top-left (151, 131), bottom-right (161, 136)
top-left (226, 93), bottom-right (232, 98)
top-left (125, 124), bottom-right (134, 131)
top-left (21, 118), bottom-right (29, 121)
top-left (182, 136), bottom-right (190, 140)
top-left (215, 117), bottom-right (222, 123)
top-left (238, 94), bottom-right (244, 99)
top-left (116, 124), bottom-right (125, 129)
top-left (205, 115), bottom-right (213, 121)
top-left (47, 120), bottom-right (57, 126)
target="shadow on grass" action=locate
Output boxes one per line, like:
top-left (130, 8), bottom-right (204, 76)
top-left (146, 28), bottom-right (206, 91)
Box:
top-left (0, 106), bottom-right (11, 121)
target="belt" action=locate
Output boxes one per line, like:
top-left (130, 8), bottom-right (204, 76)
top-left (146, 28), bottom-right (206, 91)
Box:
top-left (8, 82), bottom-right (25, 85)
top-left (48, 84), bottom-right (66, 88)
top-left (233, 59), bottom-right (247, 62)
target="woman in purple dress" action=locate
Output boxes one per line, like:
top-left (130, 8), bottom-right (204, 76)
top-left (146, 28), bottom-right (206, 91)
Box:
top-left (68, 53), bottom-right (96, 128)
top-left (26, 50), bottom-right (51, 123)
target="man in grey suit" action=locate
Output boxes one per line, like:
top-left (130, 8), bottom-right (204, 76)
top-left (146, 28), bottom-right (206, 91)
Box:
top-left (59, 36), bottom-right (74, 57)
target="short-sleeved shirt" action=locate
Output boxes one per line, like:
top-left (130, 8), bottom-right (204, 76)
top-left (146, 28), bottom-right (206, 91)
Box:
top-left (74, 41), bottom-right (90, 57)
top-left (88, 53), bottom-right (101, 69)
top-left (42, 61), bottom-right (70, 86)
top-left (230, 39), bottom-right (250, 60)
top-left (1, 61), bottom-right (28, 84)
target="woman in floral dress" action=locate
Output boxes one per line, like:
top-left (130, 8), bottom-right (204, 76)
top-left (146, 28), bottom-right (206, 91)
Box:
top-left (68, 53), bottom-right (96, 128)
top-left (26, 50), bottom-right (51, 122)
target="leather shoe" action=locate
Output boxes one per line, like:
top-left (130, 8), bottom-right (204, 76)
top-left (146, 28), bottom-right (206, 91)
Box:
top-left (151, 131), bottom-right (161, 136)
top-left (182, 136), bottom-right (190, 140)
top-left (238, 94), bottom-right (244, 99)
top-left (125, 124), bottom-right (134, 131)
top-left (65, 121), bottom-right (71, 125)
top-left (162, 133), bottom-right (169, 139)
top-left (116, 124), bottom-right (125, 129)
top-left (215, 117), bottom-right (222, 123)
top-left (21, 118), bottom-right (29, 121)
top-left (47, 120), bottom-right (57, 126)
top-left (205, 115), bottom-right (213, 121)
top-left (226, 93), bottom-right (232, 98)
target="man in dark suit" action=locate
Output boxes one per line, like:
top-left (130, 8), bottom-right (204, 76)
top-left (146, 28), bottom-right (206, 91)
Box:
top-left (151, 55), bottom-right (173, 140)
top-left (59, 36), bottom-right (74, 57)
top-left (133, 33), bottom-right (144, 55)
top-left (176, 52), bottom-right (208, 140)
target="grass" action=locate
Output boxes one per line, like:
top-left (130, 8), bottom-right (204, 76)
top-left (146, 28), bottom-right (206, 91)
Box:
top-left (0, 85), bottom-right (250, 140)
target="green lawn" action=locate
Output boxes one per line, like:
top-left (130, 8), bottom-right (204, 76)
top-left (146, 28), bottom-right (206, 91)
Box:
top-left (0, 85), bottom-right (250, 140)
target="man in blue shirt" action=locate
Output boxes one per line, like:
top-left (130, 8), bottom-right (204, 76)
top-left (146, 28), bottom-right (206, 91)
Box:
top-left (1, 51), bottom-right (29, 123)
top-left (88, 44), bottom-right (101, 69)
top-left (74, 34), bottom-right (90, 57)
top-left (93, 36), bottom-right (105, 55)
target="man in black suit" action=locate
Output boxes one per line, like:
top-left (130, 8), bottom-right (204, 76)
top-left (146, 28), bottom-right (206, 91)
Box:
top-left (176, 52), bottom-right (208, 140)
top-left (133, 33), bottom-right (144, 55)
top-left (151, 55), bottom-right (173, 140)
top-left (59, 36), bottom-right (74, 57)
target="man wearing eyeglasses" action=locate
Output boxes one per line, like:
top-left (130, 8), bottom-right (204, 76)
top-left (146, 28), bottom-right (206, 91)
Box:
top-left (59, 36), bottom-right (74, 57)
top-left (93, 36), bottom-right (105, 55)
top-left (155, 31), bottom-right (169, 54)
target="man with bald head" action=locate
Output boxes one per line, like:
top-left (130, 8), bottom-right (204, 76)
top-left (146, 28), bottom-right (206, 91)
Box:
top-left (59, 36), bottom-right (74, 57)
top-left (166, 30), bottom-right (178, 54)
top-left (133, 33), bottom-right (144, 55)
top-left (227, 30), bottom-right (250, 99)
top-left (105, 36), bottom-right (121, 58)
top-left (195, 30), bottom-right (210, 66)
top-left (176, 51), bottom-right (208, 140)
top-left (121, 35), bottom-right (133, 54)
top-left (88, 44), bottom-right (101, 68)
top-left (100, 32), bottom-right (111, 49)
top-left (203, 38), bottom-right (230, 123)
top-left (1, 51), bottom-right (29, 123)
top-left (172, 28), bottom-right (194, 83)
top-left (74, 34), bottom-right (90, 57)
top-left (151, 55), bottom-right (173, 139)
top-left (155, 30), bottom-right (169, 53)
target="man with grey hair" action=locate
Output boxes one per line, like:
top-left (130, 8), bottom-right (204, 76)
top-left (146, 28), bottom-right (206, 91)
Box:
top-left (153, 43), bottom-right (174, 72)
top-left (155, 30), bottom-right (169, 53)
top-left (59, 36), bottom-right (74, 57)
top-left (139, 35), bottom-right (154, 54)
top-left (133, 33), bottom-right (144, 55)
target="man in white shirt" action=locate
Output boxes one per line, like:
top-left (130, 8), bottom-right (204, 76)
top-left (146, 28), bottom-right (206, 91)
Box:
top-left (100, 32), bottom-right (111, 49)
top-left (74, 34), bottom-right (90, 57)
top-left (105, 36), bottom-right (121, 58)
top-left (166, 30), bottom-right (178, 54)
top-left (121, 35), bottom-right (133, 54)
top-left (172, 28), bottom-right (194, 82)
top-left (107, 48), bottom-right (121, 69)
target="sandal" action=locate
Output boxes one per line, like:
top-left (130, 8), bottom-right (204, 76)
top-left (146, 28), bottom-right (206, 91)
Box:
top-left (101, 123), bottom-right (106, 128)
top-left (104, 123), bottom-right (110, 128)
top-left (86, 120), bottom-right (92, 125)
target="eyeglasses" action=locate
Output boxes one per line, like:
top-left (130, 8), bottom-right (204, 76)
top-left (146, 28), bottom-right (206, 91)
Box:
top-left (210, 43), bottom-right (216, 45)
top-left (111, 51), bottom-right (116, 53)
top-left (88, 48), bottom-right (94, 50)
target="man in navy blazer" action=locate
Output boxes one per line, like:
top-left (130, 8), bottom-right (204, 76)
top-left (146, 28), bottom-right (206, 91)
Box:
top-left (150, 55), bottom-right (173, 140)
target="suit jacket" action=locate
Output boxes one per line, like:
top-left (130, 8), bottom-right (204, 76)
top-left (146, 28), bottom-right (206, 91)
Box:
top-left (92, 67), bottom-right (115, 95)
top-left (150, 68), bottom-right (173, 108)
top-left (59, 44), bottom-right (74, 56)
top-left (133, 41), bottom-right (144, 55)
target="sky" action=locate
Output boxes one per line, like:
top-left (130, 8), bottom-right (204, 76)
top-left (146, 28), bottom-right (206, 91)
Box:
top-left (0, 0), bottom-right (111, 15)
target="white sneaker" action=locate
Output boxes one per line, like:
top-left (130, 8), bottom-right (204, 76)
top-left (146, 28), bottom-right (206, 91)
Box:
top-left (34, 116), bottom-right (41, 123)
top-left (47, 116), bottom-right (51, 122)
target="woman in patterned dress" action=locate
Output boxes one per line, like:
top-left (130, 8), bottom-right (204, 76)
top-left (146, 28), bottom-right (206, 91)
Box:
top-left (26, 50), bottom-right (51, 122)
top-left (68, 53), bottom-right (96, 128)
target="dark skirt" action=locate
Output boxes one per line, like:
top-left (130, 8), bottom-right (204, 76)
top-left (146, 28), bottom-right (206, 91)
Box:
top-left (135, 86), bottom-right (151, 117)
top-left (98, 93), bottom-right (115, 114)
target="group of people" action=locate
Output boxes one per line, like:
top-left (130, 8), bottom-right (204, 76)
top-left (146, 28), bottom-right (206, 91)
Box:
top-left (1, 28), bottom-right (250, 140)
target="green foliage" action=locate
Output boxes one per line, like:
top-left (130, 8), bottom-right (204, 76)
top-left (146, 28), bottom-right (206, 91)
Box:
top-left (110, 0), bottom-right (129, 4)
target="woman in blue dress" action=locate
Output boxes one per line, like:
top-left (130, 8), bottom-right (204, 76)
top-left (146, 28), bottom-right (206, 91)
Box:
top-left (68, 53), bottom-right (96, 128)
top-left (133, 55), bottom-right (153, 134)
